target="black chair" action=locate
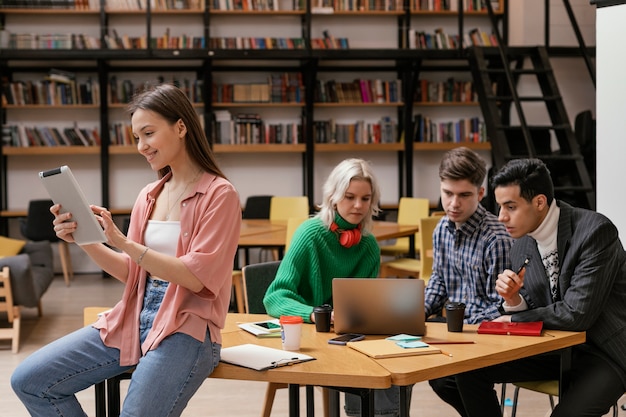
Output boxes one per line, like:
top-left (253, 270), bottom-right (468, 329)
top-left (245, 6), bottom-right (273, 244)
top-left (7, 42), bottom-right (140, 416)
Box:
top-left (242, 260), bottom-right (333, 417)
top-left (20, 199), bottom-right (73, 286)
top-left (243, 195), bottom-right (273, 220)
top-left (241, 195), bottom-right (273, 266)
top-left (242, 260), bottom-right (281, 315)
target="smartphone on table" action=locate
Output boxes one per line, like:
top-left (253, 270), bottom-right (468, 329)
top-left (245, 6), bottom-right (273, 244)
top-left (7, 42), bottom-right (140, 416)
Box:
top-left (328, 333), bottom-right (365, 345)
top-left (250, 320), bottom-right (281, 333)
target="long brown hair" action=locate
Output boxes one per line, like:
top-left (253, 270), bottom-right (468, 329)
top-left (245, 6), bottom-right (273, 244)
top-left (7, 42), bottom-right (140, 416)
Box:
top-left (127, 83), bottom-right (226, 180)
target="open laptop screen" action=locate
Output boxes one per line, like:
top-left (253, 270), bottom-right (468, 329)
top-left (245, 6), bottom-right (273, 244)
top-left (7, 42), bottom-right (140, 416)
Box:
top-left (332, 278), bottom-right (425, 335)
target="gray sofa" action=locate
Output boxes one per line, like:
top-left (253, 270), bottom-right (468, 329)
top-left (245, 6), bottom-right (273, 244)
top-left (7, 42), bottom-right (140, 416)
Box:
top-left (0, 241), bottom-right (54, 310)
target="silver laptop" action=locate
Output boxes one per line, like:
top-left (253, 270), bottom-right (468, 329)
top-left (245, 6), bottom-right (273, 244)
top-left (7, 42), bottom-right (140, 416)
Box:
top-left (332, 278), bottom-right (426, 335)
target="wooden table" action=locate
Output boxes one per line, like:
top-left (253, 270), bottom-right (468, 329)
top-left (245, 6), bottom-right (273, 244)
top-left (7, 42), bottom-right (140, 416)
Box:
top-left (213, 314), bottom-right (586, 417)
top-left (374, 324), bottom-right (586, 417)
top-left (214, 313), bottom-right (392, 417)
top-left (238, 219), bottom-right (421, 256)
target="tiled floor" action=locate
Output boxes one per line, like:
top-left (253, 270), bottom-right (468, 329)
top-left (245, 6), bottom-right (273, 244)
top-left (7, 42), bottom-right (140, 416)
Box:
top-left (1, 273), bottom-right (623, 416)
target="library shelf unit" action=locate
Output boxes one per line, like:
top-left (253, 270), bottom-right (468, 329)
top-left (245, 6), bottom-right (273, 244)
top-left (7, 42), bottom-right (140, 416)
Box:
top-left (0, 0), bottom-right (505, 232)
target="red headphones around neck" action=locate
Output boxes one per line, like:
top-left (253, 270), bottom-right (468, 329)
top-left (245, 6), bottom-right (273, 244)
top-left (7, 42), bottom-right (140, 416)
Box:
top-left (330, 222), bottom-right (362, 248)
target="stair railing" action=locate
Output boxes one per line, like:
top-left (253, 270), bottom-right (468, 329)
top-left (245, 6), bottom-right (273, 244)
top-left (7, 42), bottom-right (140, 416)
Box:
top-left (483, 0), bottom-right (535, 157)
top-left (545, 0), bottom-right (596, 87)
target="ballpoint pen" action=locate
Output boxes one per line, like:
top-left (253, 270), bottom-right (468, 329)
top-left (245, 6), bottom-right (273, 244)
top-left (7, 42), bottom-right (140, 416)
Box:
top-left (517, 258), bottom-right (530, 275)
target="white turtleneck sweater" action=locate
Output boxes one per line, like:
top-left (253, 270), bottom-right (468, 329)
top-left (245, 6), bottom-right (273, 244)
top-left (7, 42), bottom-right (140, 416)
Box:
top-left (504, 199), bottom-right (561, 312)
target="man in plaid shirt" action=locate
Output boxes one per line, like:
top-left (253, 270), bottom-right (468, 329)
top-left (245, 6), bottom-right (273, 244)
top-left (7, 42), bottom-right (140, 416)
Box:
top-left (425, 147), bottom-right (513, 417)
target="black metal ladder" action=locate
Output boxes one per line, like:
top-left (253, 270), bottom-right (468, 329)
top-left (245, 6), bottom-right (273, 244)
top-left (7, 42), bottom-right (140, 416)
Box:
top-left (469, 0), bottom-right (595, 210)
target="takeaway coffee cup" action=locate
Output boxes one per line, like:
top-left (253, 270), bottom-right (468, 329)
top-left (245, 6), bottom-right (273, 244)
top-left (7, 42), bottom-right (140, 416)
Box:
top-left (313, 304), bottom-right (332, 332)
top-left (445, 302), bottom-right (466, 332)
top-left (279, 315), bottom-right (303, 351)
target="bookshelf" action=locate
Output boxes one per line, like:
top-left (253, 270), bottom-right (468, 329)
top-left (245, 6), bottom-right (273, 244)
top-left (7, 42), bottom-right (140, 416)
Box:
top-left (0, 0), bottom-right (504, 233)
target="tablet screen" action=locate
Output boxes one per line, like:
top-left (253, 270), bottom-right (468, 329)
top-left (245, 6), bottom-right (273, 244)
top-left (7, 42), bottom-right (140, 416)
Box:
top-left (39, 165), bottom-right (107, 245)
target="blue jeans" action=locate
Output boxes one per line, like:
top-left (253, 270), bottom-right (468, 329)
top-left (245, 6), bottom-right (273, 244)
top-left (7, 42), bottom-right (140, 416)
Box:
top-left (11, 277), bottom-right (221, 417)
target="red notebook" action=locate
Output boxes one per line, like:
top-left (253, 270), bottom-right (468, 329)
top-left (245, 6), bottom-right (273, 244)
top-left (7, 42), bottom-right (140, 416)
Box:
top-left (477, 321), bottom-right (544, 336)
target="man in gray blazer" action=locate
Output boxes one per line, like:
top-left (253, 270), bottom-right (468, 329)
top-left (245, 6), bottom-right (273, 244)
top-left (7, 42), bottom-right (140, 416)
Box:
top-left (436, 158), bottom-right (626, 417)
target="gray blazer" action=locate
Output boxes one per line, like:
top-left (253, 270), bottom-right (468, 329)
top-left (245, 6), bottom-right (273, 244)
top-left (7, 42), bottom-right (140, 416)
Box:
top-left (510, 201), bottom-right (626, 384)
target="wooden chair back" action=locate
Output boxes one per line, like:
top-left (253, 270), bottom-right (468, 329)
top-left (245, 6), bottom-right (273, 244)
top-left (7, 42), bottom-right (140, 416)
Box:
top-left (380, 197), bottom-right (430, 256)
top-left (0, 266), bottom-right (20, 352)
top-left (419, 215), bottom-right (444, 280)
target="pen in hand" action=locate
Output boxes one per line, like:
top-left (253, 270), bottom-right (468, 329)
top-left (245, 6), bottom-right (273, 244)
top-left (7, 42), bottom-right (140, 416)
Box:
top-left (517, 258), bottom-right (530, 275)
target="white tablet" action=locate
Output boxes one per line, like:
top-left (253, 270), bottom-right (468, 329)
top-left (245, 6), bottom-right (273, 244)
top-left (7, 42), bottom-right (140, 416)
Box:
top-left (39, 165), bottom-right (107, 245)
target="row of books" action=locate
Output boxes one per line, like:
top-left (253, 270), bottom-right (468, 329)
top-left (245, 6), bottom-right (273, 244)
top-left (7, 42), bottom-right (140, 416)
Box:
top-left (313, 117), bottom-right (398, 144)
top-left (5, 33), bottom-right (100, 50)
top-left (0, 0), bottom-right (498, 11)
top-left (408, 28), bottom-right (497, 50)
top-left (211, 0), bottom-right (296, 11)
top-left (106, 0), bottom-right (204, 10)
top-left (4, 31), bottom-right (494, 51)
top-left (3, 32), bottom-right (206, 51)
top-left (2, 124), bottom-right (100, 147)
top-left (0, 0), bottom-right (96, 9)
top-left (109, 123), bottom-right (135, 146)
top-left (207, 37), bottom-right (306, 50)
top-left (311, 30), bottom-right (349, 49)
top-left (2, 78), bottom-right (100, 106)
top-left (212, 111), bottom-right (302, 144)
top-left (109, 76), bottom-right (203, 104)
top-left (311, 0), bottom-right (403, 11)
top-left (414, 78), bottom-right (477, 103)
top-left (314, 78), bottom-right (402, 104)
top-left (213, 74), bottom-right (305, 104)
top-left (412, 0), bottom-right (500, 11)
top-left (412, 114), bottom-right (486, 144)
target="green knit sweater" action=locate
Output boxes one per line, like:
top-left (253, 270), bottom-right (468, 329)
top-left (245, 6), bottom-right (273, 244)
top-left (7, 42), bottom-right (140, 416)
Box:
top-left (263, 215), bottom-right (380, 323)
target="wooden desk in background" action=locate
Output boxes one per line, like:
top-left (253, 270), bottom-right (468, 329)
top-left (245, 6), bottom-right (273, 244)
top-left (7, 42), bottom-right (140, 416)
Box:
top-left (237, 219), bottom-right (421, 258)
top-left (214, 314), bottom-right (586, 417)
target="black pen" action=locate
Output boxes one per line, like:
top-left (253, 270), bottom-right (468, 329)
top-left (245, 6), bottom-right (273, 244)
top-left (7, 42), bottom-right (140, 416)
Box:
top-left (517, 258), bottom-right (530, 275)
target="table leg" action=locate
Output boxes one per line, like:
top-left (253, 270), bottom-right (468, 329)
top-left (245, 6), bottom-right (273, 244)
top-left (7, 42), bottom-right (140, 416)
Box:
top-left (408, 235), bottom-right (416, 259)
top-left (328, 388), bottom-right (340, 417)
top-left (289, 384), bottom-right (300, 417)
top-left (306, 386), bottom-right (315, 417)
top-left (399, 385), bottom-right (410, 417)
top-left (559, 347), bottom-right (573, 398)
top-left (361, 389), bottom-right (374, 417)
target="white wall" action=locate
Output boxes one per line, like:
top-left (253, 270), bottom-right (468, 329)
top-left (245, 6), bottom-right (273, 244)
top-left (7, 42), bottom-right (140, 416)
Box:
top-left (596, 3), bottom-right (626, 239)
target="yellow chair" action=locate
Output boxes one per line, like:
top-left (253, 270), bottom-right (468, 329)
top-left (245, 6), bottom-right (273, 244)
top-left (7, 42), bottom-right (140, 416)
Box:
top-left (267, 196), bottom-right (309, 260)
top-left (501, 381), bottom-right (619, 417)
top-left (380, 215), bottom-right (443, 283)
top-left (269, 196), bottom-right (309, 222)
top-left (284, 216), bottom-right (308, 253)
top-left (379, 197), bottom-right (430, 259)
top-left (0, 266), bottom-right (20, 353)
